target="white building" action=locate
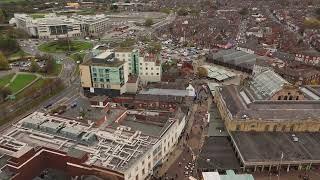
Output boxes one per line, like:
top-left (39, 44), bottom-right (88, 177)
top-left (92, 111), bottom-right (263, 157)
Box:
top-left (13, 13), bottom-right (110, 39)
top-left (14, 13), bottom-right (81, 39)
top-left (71, 14), bottom-right (110, 37)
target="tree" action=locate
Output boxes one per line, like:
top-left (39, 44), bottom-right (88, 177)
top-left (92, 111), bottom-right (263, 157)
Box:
top-left (177, 8), bottom-right (188, 16)
top-left (316, 8), bottom-right (320, 19)
top-left (147, 41), bottom-right (162, 54)
top-left (29, 58), bottom-right (40, 72)
top-left (0, 9), bottom-right (6, 24)
top-left (43, 57), bottom-right (55, 74)
top-left (0, 36), bottom-right (19, 55)
top-left (197, 67), bottom-right (208, 78)
top-left (144, 18), bottom-right (154, 27)
top-left (110, 5), bottom-right (118, 11)
top-left (239, 7), bottom-right (249, 16)
top-left (0, 51), bottom-right (9, 70)
top-left (73, 53), bottom-right (84, 63)
top-left (303, 18), bottom-right (320, 29)
top-left (0, 86), bottom-right (11, 102)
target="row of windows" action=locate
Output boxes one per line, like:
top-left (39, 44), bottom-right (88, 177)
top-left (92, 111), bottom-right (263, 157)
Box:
top-left (92, 68), bottom-right (109, 73)
top-left (277, 95), bottom-right (299, 100)
top-left (140, 72), bottom-right (159, 76)
top-left (236, 124), bottom-right (297, 132)
top-left (93, 83), bottom-right (111, 88)
top-left (93, 78), bottom-right (110, 83)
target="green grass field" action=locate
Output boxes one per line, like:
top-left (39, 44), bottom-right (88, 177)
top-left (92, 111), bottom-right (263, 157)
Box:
top-left (0, 0), bottom-right (25, 3)
top-left (8, 50), bottom-right (30, 60)
top-left (0, 73), bottom-right (15, 87)
top-left (8, 74), bottom-right (37, 93)
top-left (38, 41), bottom-right (93, 53)
top-left (15, 78), bottom-right (45, 99)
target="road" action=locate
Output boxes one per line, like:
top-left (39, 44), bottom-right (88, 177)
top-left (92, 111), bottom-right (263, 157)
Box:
top-left (0, 40), bottom-right (81, 132)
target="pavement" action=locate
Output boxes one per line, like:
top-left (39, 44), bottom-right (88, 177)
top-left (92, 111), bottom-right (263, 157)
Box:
top-left (154, 89), bottom-right (210, 180)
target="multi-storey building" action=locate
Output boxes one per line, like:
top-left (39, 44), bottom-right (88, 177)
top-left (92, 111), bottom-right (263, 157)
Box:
top-left (80, 48), bottom-right (162, 97)
top-left (215, 69), bottom-right (320, 172)
top-left (13, 13), bottom-right (110, 39)
top-left (80, 50), bottom-right (127, 97)
top-left (72, 14), bottom-right (110, 37)
top-left (14, 13), bottom-right (82, 39)
top-left (0, 104), bottom-right (188, 180)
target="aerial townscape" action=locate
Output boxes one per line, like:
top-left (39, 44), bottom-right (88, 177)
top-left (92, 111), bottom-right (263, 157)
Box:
top-left (0, 0), bottom-right (319, 180)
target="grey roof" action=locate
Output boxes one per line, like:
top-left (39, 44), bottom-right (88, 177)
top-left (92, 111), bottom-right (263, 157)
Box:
top-left (140, 88), bottom-right (192, 97)
top-left (249, 70), bottom-right (288, 100)
top-left (231, 132), bottom-right (320, 165)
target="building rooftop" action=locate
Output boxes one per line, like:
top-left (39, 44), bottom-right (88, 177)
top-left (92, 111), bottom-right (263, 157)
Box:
top-left (231, 132), bottom-right (320, 166)
top-left (218, 85), bottom-right (320, 121)
top-left (0, 112), bottom-right (158, 173)
top-left (140, 88), bottom-right (194, 97)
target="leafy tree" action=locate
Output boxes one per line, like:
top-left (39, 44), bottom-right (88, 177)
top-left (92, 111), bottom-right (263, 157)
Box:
top-left (177, 8), bottom-right (188, 16)
top-left (119, 38), bottom-right (135, 48)
top-left (303, 18), bottom-right (320, 29)
top-left (73, 53), bottom-right (84, 63)
top-left (144, 18), bottom-right (154, 27)
top-left (147, 41), bottom-right (162, 54)
top-left (316, 8), bottom-right (320, 19)
top-left (29, 58), bottom-right (40, 72)
top-left (197, 67), bottom-right (208, 78)
top-left (0, 86), bottom-right (11, 102)
top-left (0, 9), bottom-right (6, 23)
top-left (43, 57), bottom-right (55, 74)
top-left (0, 51), bottom-right (9, 70)
top-left (239, 7), bottom-right (249, 16)
top-left (0, 36), bottom-right (19, 55)
top-left (110, 5), bottom-right (118, 11)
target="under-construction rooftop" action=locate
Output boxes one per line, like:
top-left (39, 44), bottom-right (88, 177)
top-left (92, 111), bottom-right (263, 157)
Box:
top-left (0, 112), bottom-right (158, 173)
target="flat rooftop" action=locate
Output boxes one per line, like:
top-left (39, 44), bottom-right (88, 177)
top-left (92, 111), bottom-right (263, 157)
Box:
top-left (106, 109), bottom-right (179, 137)
top-left (0, 112), bottom-right (158, 173)
top-left (230, 132), bottom-right (320, 166)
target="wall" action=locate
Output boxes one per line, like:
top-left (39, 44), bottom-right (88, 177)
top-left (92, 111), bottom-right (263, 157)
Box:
top-left (215, 90), bottom-right (320, 132)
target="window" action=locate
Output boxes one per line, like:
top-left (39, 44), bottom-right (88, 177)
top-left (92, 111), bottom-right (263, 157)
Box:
top-left (92, 68), bottom-right (96, 72)
top-left (289, 96), bottom-right (293, 100)
top-left (117, 54), bottom-right (119, 57)
top-left (142, 160), bottom-right (144, 165)
top-left (281, 126), bottom-right (286, 131)
top-left (148, 162), bottom-right (151, 169)
top-left (151, 73), bottom-right (154, 75)
top-left (290, 125), bottom-right (294, 131)
top-left (100, 84), bottom-right (104, 88)
top-left (145, 73), bottom-right (148, 75)
top-left (136, 175), bottom-right (138, 180)
top-left (129, 63), bottom-right (131, 65)
top-left (105, 69), bottom-right (109, 73)
top-left (151, 67), bottom-right (153, 70)
top-left (93, 78), bottom-right (97, 82)
top-left (156, 73), bottom-right (159, 75)
top-left (140, 63), bottom-right (142, 65)
top-left (156, 67), bottom-right (159, 70)
top-left (284, 96), bottom-right (288, 100)
top-left (265, 125), bottom-right (270, 131)
top-left (146, 67), bottom-right (148, 70)
top-left (273, 125), bottom-right (277, 132)
top-left (93, 73), bottom-right (97, 77)
top-left (142, 168), bottom-right (145, 175)
top-left (129, 67), bottom-right (132, 70)
top-left (145, 63), bottom-right (148, 66)
top-left (236, 125), bottom-right (240, 131)
top-left (278, 96), bottom-right (282, 100)
top-left (100, 78), bottom-right (104, 82)
top-left (296, 96), bottom-right (299, 100)
top-left (94, 83), bottom-right (98, 87)
top-left (122, 54), bottom-right (125, 57)
top-left (99, 69), bottom-right (103, 73)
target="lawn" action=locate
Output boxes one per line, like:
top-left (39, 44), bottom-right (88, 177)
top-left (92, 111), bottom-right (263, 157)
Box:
top-left (15, 78), bottom-right (45, 99)
top-left (38, 41), bottom-right (93, 53)
top-left (70, 52), bottom-right (86, 63)
top-left (30, 14), bottom-right (45, 19)
top-left (8, 50), bottom-right (30, 60)
top-left (8, 74), bottom-right (37, 93)
top-left (0, 73), bottom-right (15, 87)
top-left (52, 63), bottom-right (62, 76)
top-left (0, 0), bottom-right (25, 3)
